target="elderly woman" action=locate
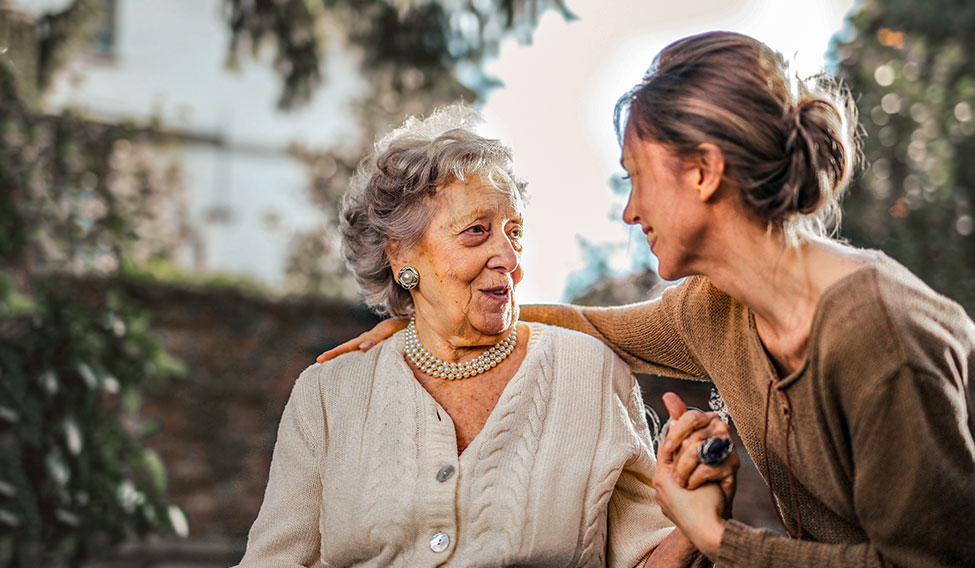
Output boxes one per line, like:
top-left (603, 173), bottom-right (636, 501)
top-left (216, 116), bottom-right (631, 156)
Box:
top-left (234, 106), bottom-right (732, 567)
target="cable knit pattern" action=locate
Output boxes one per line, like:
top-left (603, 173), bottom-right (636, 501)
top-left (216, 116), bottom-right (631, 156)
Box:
top-left (465, 334), bottom-right (551, 559)
top-left (234, 323), bottom-right (673, 567)
top-left (578, 463), bottom-right (616, 566)
top-left (577, 350), bottom-right (627, 566)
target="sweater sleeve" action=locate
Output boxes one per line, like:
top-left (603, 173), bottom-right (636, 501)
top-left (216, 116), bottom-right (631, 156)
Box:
top-left (519, 280), bottom-right (706, 380)
top-left (605, 351), bottom-right (676, 568)
top-left (234, 366), bottom-right (326, 568)
top-left (717, 364), bottom-right (975, 568)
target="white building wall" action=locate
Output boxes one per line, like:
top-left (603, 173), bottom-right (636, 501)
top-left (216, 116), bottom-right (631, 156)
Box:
top-left (17, 0), bottom-right (368, 287)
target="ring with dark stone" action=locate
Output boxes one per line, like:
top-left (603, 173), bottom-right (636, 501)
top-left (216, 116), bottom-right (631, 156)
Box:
top-left (698, 436), bottom-right (734, 466)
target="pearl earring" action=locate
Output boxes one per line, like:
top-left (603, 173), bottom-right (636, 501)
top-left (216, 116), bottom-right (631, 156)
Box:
top-left (397, 266), bottom-right (419, 290)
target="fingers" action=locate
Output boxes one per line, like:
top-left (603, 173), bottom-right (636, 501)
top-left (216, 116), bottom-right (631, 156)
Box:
top-left (672, 427), bottom-right (717, 482)
top-left (662, 392), bottom-right (688, 421)
top-left (660, 399), bottom-right (739, 493)
top-left (654, 397), bottom-right (740, 525)
top-left (685, 451), bottom-right (740, 491)
top-left (661, 407), bottom-right (713, 455)
top-left (672, 415), bottom-right (732, 467)
top-left (652, 463), bottom-right (677, 520)
top-left (657, 392), bottom-right (693, 465)
top-left (316, 334), bottom-right (368, 363)
top-left (315, 317), bottom-right (409, 363)
top-left (674, 433), bottom-right (737, 487)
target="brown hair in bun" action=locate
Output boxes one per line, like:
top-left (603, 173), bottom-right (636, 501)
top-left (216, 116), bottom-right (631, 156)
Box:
top-left (615, 31), bottom-right (859, 239)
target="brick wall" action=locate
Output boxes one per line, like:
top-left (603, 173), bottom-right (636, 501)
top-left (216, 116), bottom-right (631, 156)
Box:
top-left (123, 281), bottom-right (379, 545)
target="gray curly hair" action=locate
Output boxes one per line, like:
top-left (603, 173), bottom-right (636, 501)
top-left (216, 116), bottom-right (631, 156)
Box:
top-left (340, 105), bottom-right (527, 317)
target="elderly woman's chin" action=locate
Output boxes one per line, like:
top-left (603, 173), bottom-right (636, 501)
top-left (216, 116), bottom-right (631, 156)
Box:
top-left (467, 298), bottom-right (519, 337)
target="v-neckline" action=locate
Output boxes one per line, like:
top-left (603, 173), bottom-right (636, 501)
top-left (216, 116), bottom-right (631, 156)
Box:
top-left (394, 323), bottom-right (541, 461)
top-left (745, 253), bottom-right (882, 389)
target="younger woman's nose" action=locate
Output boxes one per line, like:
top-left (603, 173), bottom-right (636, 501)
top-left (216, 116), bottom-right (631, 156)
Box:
top-left (622, 194), bottom-right (640, 225)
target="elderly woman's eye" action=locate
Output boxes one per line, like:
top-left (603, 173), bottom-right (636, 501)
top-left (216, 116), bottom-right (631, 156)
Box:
top-left (467, 225), bottom-right (487, 234)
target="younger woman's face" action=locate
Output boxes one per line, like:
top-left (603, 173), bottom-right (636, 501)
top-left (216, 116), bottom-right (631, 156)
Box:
top-left (620, 125), bottom-right (713, 281)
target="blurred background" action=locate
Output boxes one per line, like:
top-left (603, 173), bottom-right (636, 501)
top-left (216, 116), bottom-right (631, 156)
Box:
top-left (0, 0), bottom-right (972, 565)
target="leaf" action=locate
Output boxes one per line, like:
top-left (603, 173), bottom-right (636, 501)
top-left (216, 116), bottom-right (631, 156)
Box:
top-left (142, 449), bottom-right (167, 494)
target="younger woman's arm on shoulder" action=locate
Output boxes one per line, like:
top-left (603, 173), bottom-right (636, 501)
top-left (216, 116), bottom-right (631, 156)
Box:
top-left (520, 281), bottom-right (705, 379)
top-left (234, 367), bottom-right (326, 568)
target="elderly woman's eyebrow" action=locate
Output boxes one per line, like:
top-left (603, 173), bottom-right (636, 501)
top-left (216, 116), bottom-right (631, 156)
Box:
top-left (455, 207), bottom-right (491, 220)
top-left (448, 216), bottom-right (489, 233)
top-left (447, 206), bottom-right (517, 228)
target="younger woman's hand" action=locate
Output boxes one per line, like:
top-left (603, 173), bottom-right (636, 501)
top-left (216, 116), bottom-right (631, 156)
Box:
top-left (316, 317), bottom-right (408, 363)
top-left (652, 461), bottom-right (727, 561)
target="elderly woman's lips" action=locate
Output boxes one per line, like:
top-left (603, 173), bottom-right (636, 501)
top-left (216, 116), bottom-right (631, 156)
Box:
top-left (481, 287), bottom-right (511, 302)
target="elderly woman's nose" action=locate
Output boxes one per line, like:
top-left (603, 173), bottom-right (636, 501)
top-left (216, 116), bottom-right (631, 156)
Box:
top-left (487, 232), bottom-right (520, 271)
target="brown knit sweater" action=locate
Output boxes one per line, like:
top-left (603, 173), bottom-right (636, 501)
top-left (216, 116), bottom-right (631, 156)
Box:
top-left (524, 252), bottom-right (975, 567)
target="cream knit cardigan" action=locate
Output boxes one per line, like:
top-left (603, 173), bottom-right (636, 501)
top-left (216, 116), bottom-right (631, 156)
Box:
top-left (234, 322), bottom-right (673, 567)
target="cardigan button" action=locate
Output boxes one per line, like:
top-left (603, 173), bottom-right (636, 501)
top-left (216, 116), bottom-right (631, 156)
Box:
top-left (429, 531), bottom-right (450, 552)
top-left (436, 464), bottom-right (455, 482)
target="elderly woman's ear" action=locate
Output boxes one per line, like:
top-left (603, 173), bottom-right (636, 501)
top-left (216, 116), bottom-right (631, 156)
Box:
top-left (386, 240), bottom-right (406, 270)
top-left (388, 242), bottom-right (424, 292)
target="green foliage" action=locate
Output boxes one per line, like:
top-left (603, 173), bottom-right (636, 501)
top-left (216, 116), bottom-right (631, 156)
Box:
top-left (0, 59), bottom-right (188, 274)
top-left (1, 3), bottom-right (188, 564)
top-left (119, 258), bottom-right (272, 296)
top-left (0, 278), bottom-right (184, 567)
top-left (36, 0), bottom-right (105, 94)
top-left (224, 0), bottom-right (575, 109)
top-left (833, 0), bottom-right (975, 314)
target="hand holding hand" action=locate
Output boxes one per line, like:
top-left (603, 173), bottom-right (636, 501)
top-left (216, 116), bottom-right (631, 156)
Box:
top-left (653, 392), bottom-right (738, 561)
top-left (660, 392), bottom-right (739, 510)
top-left (316, 317), bottom-right (408, 363)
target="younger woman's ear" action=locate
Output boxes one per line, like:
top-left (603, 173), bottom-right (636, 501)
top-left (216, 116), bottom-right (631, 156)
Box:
top-left (694, 143), bottom-right (725, 202)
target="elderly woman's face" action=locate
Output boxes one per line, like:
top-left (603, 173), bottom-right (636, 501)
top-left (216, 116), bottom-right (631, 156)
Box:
top-left (402, 176), bottom-right (524, 342)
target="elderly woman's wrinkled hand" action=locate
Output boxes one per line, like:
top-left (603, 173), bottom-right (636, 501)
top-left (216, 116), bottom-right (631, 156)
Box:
top-left (659, 392), bottom-right (739, 510)
top-left (316, 317), bottom-right (408, 363)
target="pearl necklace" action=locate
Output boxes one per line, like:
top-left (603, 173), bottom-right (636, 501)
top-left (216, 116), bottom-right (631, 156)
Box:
top-left (404, 317), bottom-right (518, 380)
